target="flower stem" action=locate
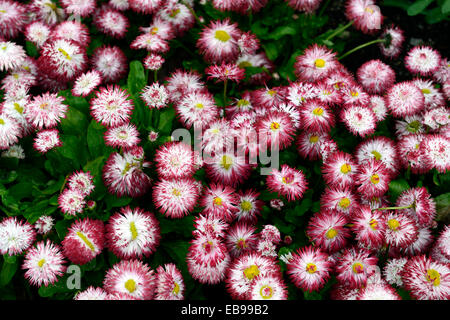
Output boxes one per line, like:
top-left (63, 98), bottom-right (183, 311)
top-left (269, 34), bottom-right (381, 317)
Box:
top-left (59, 174), bottom-right (69, 193)
top-left (324, 20), bottom-right (353, 41)
top-left (373, 203), bottom-right (414, 212)
top-left (154, 70), bottom-right (158, 83)
top-left (319, 0), bottom-right (332, 17)
top-left (338, 38), bottom-right (386, 60)
top-left (223, 79), bottom-right (228, 106)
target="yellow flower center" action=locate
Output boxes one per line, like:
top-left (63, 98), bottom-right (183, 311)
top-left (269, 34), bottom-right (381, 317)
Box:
top-left (326, 228), bottom-right (338, 239)
top-left (58, 48), bottom-right (72, 61)
top-left (172, 188), bottom-right (181, 196)
top-left (270, 121), bottom-right (280, 131)
top-left (13, 102), bottom-right (23, 114)
top-left (267, 90), bottom-right (276, 96)
top-left (421, 88), bottom-right (431, 94)
top-left (150, 27), bottom-right (159, 35)
top-left (173, 282), bottom-right (180, 295)
top-left (236, 238), bottom-right (247, 249)
top-left (407, 120), bottom-right (421, 133)
top-left (369, 218), bottom-right (378, 230)
top-left (76, 231), bottom-right (95, 252)
top-left (130, 221), bottom-right (138, 240)
top-left (237, 99), bottom-right (249, 108)
top-left (259, 285), bottom-right (274, 299)
top-left (371, 150), bottom-right (382, 161)
top-left (387, 219), bottom-right (400, 231)
top-left (0, 118), bottom-right (4, 125)
top-left (124, 279), bottom-right (136, 293)
top-left (370, 174), bottom-right (380, 184)
top-left (243, 265), bottom-right (260, 280)
top-left (426, 269), bottom-right (441, 286)
top-left (340, 163), bottom-right (351, 174)
top-left (215, 30), bottom-right (231, 42)
top-left (195, 103), bottom-right (204, 109)
top-left (339, 197), bottom-right (350, 208)
top-left (352, 262), bottom-right (364, 274)
top-left (315, 59), bottom-right (326, 68)
top-left (238, 61), bottom-right (252, 68)
top-left (240, 200), bottom-right (252, 211)
top-left (350, 91), bottom-right (359, 97)
top-left (365, 6), bottom-right (374, 13)
top-left (12, 73), bottom-right (19, 79)
top-left (44, 2), bottom-right (57, 10)
top-left (213, 197), bottom-right (222, 206)
top-left (309, 135), bottom-right (319, 143)
top-left (220, 155), bottom-right (233, 171)
top-left (37, 259), bottom-right (46, 268)
top-left (40, 103), bottom-right (49, 110)
top-left (312, 107), bottom-right (324, 116)
top-left (169, 8), bottom-right (180, 18)
top-left (306, 263), bottom-right (317, 274)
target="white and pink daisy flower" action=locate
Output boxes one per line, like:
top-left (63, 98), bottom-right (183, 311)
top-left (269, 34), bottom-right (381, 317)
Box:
top-left (235, 189), bottom-right (263, 223)
top-left (94, 6), bottom-right (129, 39)
top-left (357, 59), bottom-right (395, 94)
top-left (396, 187), bottom-right (436, 227)
top-left (200, 184), bottom-right (239, 223)
top-left (154, 263), bottom-right (185, 300)
top-left (25, 21), bottom-right (51, 48)
top-left (206, 62), bottom-right (245, 83)
top-left (322, 151), bottom-right (358, 189)
top-left (336, 247), bottom-right (378, 289)
top-left (26, 92), bottom-right (67, 130)
top-left (0, 217), bottom-right (36, 256)
top-left (154, 142), bottom-right (196, 179)
top-left (225, 222), bottom-right (258, 258)
top-left (75, 287), bottom-right (108, 300)
top-left (0, 113), bottom-right (21, 150)
top-left (34, 216), bottom-right (54, 235)
top-left (420, 134), bottom-right (450, 173)
top-left (352, 205), bottom-right (386, 250)
top-left (345, 0), bottom-right (383, 34)
top-left (341, 105), bottom-right (376, 138)
top-left (60, 0), bottom-right (96, 17)
top-left (294, 44), bottom-right (338, 82)
top-left (72, 70), bottom-right (102, 97)
top-left (104, 123), bottom-right (141, 149)
top-left (33, 129), bottom-right (62, 153)
top-left (175, 90), bottom-right (219, 129)
top-left (386, 81), bottom-right (425, 117)
top-left (67, 171), bottom-right (95, 197)
top-left (405, 46), bottom-right (442, 76)
top-left (266, 165), bottom-right (308, 202)
top-left (320, 186), bottom-right (358, 216)
top-left (355, 159), bottom-right (391, 198)
top-left (91, 46), bottom-right (128, 83)
top-left (140, 83), bottom-right (169, 109)
top-left (383, 212), bottom-right (419, 249)
top-left (249, 274), bottom-right (287, 300)
top-left (58, 188), bottom-right (86, 216)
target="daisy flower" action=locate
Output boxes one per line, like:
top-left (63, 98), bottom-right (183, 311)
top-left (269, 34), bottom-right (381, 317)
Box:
top-left (60, 0), bottom-right (96, 16)
top-left (139, 17), bottom-right (175, 41)
top-left (299, 98), bottom-right (334, 133)
top-left (106, 206), bottom-right (160, 260)
top-left (205, 152), bottom-right (252, 187)
top-left (34, 216), bottom-right (54, 235)
top-left (249, 274), bottom-right (287, 300)
top-left (0, 217), bottom-right (36, 256)
top-left (143, 53), bottom-right (165, 71)
top-left (352, 205), bottom-right (386, 250)
top-left (396, 187), bottom-right (436, 227)
top-left (175, 91), bottom-right (219, 129)
top-left (294, 44), bottom-right (338, 82)
top-left (336, 247), bottom-right (378, 289)
top-left (104, 123), bottom-right (141, 149)
top-left (155, 263), bottom-right (185, 300)
top-left (423, 107), bottom-right (450, 131)
top-left (1, 144), bottom-right (25, 159)
top-left (357, 282), bottom-right (401, 300)
top-left (75, 287), bottom-right (108, 300)
top-left (260, 225), bottom-right (281, 245)
top-left (379, 24), bottom-right (404, 58)
top-left (405, 46), bottom-right (442, 76)
top-left (420, 134), bottom-right (450, 173)
top-left (396, 134), bottom-right (431, 174)
top-left (154, 142), bottom-right (196, 179)
top-left (256, 239), bottom-right (278, 258)
top-left (33, 129), bottom-right (62, 153)
top-left (395, 115), bottom-right (425, 137)
top-left (401, 227), bottom-right (434, 256)
top-left (355, 136), bottom-right (399, 176)
top-left (315, 83), bottom-right (343, 106)
top-left (50, 20), bottom-right (91, 45)
top-left (129, 0), bottom-right (162, 14)
top-left (0, 113), bottom-right (21, 150)
top-left (94, 6), bottom-right (129, 39)
top-left (58, 188), bottom-right (86, 216)
top-left (383, 212), bottom-right (418, 249)
top-left (433, 58), bottom-right (450, 83)
top-left (187, 233), bottom-right (231, 285)
top-left (102, 147), bottom-right (151, 198)
top-left (103, 259), bottom-right (156, 300)
top-left (91, 46), bottom-right (128, 83)
top-left (155, 2), bottom-right (195, 36)
top-left (235, 189), bottom-right (263, 223)
top-left (383, 257), bottom-right (408, 287)
top-left (25, 21), bottom-right (51, 48)
top-left (0, 41), bottom-right (26, 72)
top-left (251, 86), bottom-right (286, 109)
top-left (90, 85), bottom-right (134, 128)
top-left (413, 79), bottom-right (445, 110)
top-left (306, 210), bottom-right (350, 253)
top-left (152, 178), bottom-right (199, 219)
top-left (26, 93), bottom-right (67, 130)
top-left (402, 255), bottom-right (450, 300)
top-left (286, 0), bottom-right (323, 13)
top-left (38, 39), bottom-right (87, 82)
top-left (237, 31), bottom-right (260, 55)
top-left (345, 0), bottom-right (383, 34)
top-left (62, 218), bottom-right (105, 265)
top-left (130, 33), bottom-right (169, 53)
top-left (72, 70), bottom-right (102, 97)
top-left (287, 246), bottom-right (332, 292)
top-left (22, 240), bottom-right (66, 287)
top-left (266, 165), bottom-right (308, 202)
top-left (197, 19), bottom-right (241, 63)
top-left (193, 214), bottom-right (229, 239)
top-left (386, 81), bottom-right (425, 117)
top-left (320, 186), bottom-right (358, 216)
top-left (201, 118), bottom-right (235, 155)
top-left (225, 252), bottom-right (280, 300)
top-left (165, 69), bottom-right (206, 103)
top-left (368, 95), bottom-right (388, 122)
top-left (0, 0), bottom-right (26, 39)
top-left (341, 85), bottom-right (370, 107)
top-left (435, 226), bottom-right (450, 261)
top-left (236, 52), bottom-right (273, 84)
top-left (256, 110), bottom-right (296, 150)
top-left (296, 131), bottom-right (330, 161)
top-left (355, 159), bottom-right (391, 198)
top-left (357, 59), bottom-right (395, 94)
top-left (341, 105), bottom-right (376, 138)
top-left (322, 151), bottom-right (358, 189)
top-left (225, 222), bottom-right (258, 258)
top-left (200, 184), bottom-right (239, 223)
top-left (140, 83), bottom-right (169, 109)
top-left (29, 0), bottom-right (66, 26)
top-left (206, 62), bottom-right (245, 83)
top-left (67, 171), bottom-right (95, 197)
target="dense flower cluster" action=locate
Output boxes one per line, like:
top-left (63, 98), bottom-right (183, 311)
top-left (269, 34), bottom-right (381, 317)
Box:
top-left (0, 0), bottom-right (448, 301)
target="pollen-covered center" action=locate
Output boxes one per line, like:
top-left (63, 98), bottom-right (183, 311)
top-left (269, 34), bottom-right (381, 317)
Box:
top-left (426, 269), bottom-right (441, 286)
top-left (237, 99), bottom-right (250, 108)
top-left (306, 263), bottom-right (317, 274)
top-left (76, 231), bottom-right (95, 252)
top-left (58, 47), bottom-right (72, 61)
top-left (213, 197), bottom-right (222, 206)
top-left (236, 238), bottom-right (247, 249)
top-left (326, 228), bottom-right (338, 239)
top-left (240, 200), bottom-right (253, 211)
top-left (309, 135), bottom-right (319, 143)
top-left (124, 279), bottom-right (136, 293)
top-left (195, 103), bottom-right (204, 109)
top-left (340, 163), bottom-right (352, 174)
top-left (406, 120), bottom-right (421, 133)
top-left (369, 218), bottom-right (378, 230)
top-left (220, 155), bottom-right (233, 170)
top-left (37, 258), bottom-right (46, 268)
top-left (371, 150), bottom-right (382, 161)
top-left (312, 107), bottom-right (324, 116)
top-left (129, 221), bottom-right (138, 240)
top-left (270, 121), bottom-right (280, 131)
top-left (387, 218), bottom-right (400, 231)
top-left (172, 282), bottom-right (180, 295)
top-left (315, 59), bottom-right (326, 68)
top-left (339, 197), bottom-right (350, 208)
top-left (370, 173), bottom-right (380, 184)
top-left (13, 102), bottom-right (24, 114)
top-left (244, 265), bottom-right (260, 281)
top-left (352, 262), bottom-right (364, 274)
top-left (260, 285), bottom-right (274, 299)
top-left (0, 118), bottom-right (4, 125)
top-left (214, 30), bottom-right (231, 42)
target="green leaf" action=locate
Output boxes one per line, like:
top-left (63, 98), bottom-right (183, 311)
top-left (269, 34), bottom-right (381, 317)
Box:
top-left (388, 179), bottom-right (410, 203)
top-left (265, 26), bottom-right (297, 40)
top-left (381, 0), bottom-right (411, 10)
top-left (127, 60), bottom-right (147, 96)
top-left (25, 41), bottom-right (38, 58)
top-left (60, 106), bottom-right (88, 135)
top-left (86, 120), bottom-right (109, 159)
top-left (8, 181), bottom-right (33, 201)
top-left (425, 7), bottom-right (447, 23)
top-left (262, 42), bottom-right (279, 60)
top-left (443, 0), bottom-right (450, 13)
top-left (57, 135), bottom-right (85, 168)
top-left (104, 193), bottom-right (132, 209)
top-left (435, 193), bottom-right (450, 223)
top-left (55, 220), bottom-right (72, 240)
top-left (0, 255), bottom-right (18, 287)
top-left (407, 0), bottom-right (434, 15)
top-left (157, 107), bottom-right (176, 134)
